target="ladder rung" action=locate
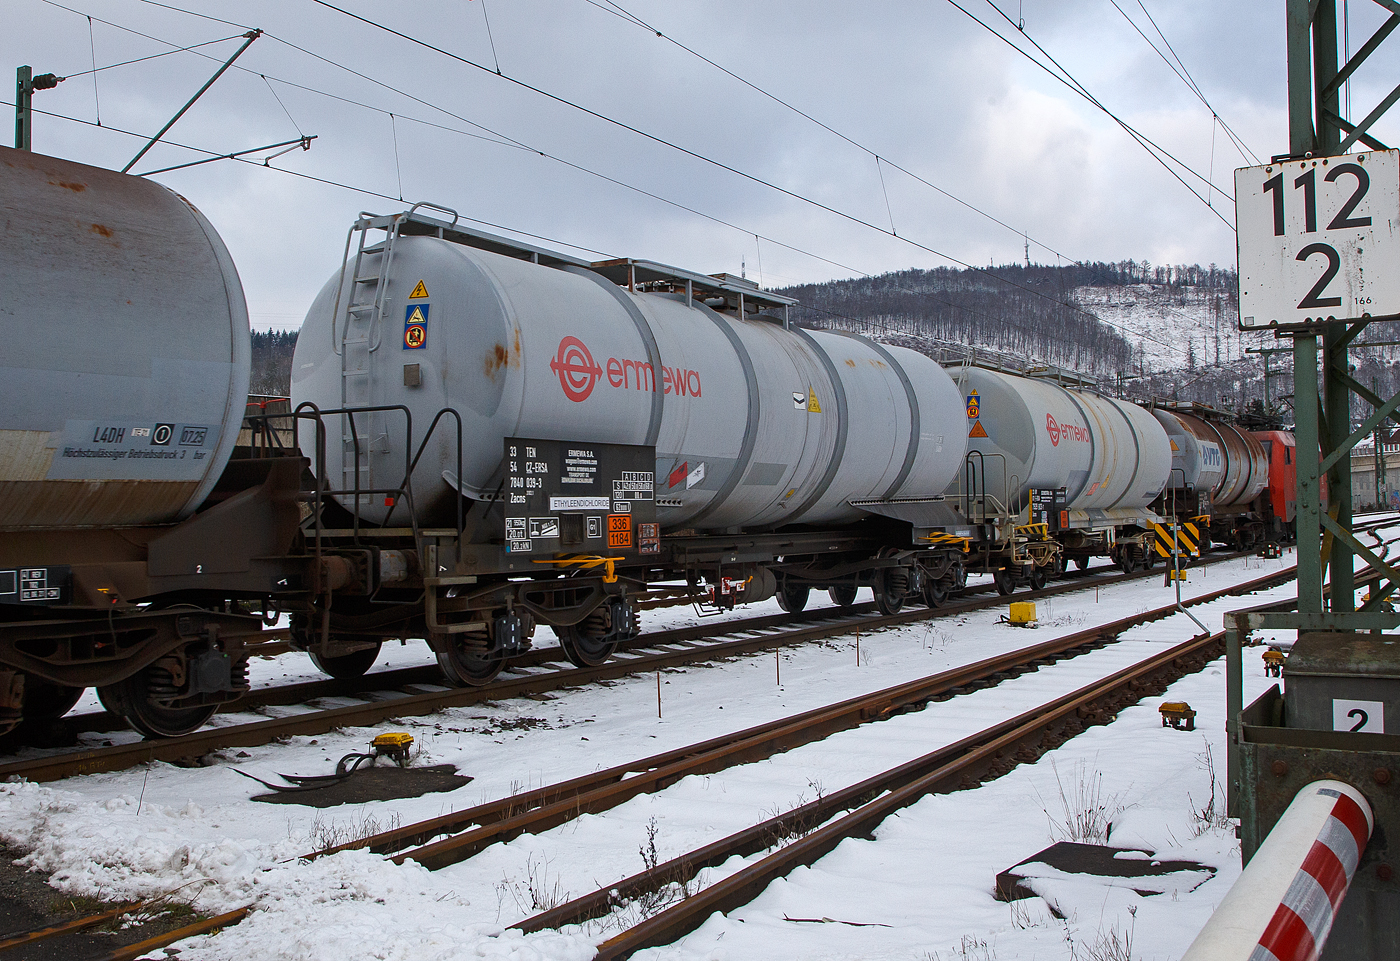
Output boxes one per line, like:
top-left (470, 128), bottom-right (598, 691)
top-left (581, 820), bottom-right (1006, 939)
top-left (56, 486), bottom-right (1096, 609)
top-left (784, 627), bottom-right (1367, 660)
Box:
top-left (347, 303), bottom-right (377, 313)
top-left (354, 276), bottom-right (379, 284)
top-left (341, 337), bottom-right (370, 346)
top-left (342, 369), bottom-right (370, 376)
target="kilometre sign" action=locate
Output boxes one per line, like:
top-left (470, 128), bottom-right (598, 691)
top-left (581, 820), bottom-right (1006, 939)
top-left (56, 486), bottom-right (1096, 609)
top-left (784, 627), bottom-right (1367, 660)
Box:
top-left (1235, 148), bottom-right (1399, 329)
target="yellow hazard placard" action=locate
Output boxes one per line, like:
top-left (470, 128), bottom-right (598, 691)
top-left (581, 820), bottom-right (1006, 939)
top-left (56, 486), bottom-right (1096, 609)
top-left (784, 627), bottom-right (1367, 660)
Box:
top-left (807, 388), bottom-right (822, 414)
top-left (406, 304), bottom-right (428, 325)
top-left (969, 420), bottom-right (988, 438)
top-left (409, 280), bottom-right (430, 299)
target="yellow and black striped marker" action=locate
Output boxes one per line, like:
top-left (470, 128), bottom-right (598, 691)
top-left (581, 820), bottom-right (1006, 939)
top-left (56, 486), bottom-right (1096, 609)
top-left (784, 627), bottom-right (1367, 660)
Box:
top-left (918, 532), bottom-right (971, 551)
top-left (1153, 520), bottom-right (1201, 559)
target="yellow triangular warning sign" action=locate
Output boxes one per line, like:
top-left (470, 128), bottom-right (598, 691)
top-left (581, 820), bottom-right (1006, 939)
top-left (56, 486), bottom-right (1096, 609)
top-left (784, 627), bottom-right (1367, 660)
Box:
top-left (1170, 440), bottom-right (1179, 451)
top-left (406, 305), bottom-right (428, 324)
top-left (807, 388), bottom-right (822, 413)
top-left (969, 420), bottom-right (988, 438)
top-left (409, 280), bottom-right (430, 299)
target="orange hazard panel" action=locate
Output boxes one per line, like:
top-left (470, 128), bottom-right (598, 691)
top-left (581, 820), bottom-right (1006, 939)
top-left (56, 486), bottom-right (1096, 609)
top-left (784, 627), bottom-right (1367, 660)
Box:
top-left (607, 513), bottom-right (632, 549)
top-left (969, 420), bottom-right (988, 438)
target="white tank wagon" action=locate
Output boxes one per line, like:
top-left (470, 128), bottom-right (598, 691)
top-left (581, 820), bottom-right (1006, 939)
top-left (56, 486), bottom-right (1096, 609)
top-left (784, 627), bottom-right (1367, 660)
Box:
top-left (291, 238), bottom-right (968, 532)
top-left (946, 367), bottom-right (1172, 580)
top-left (0, 146), bottom-right (250, 530)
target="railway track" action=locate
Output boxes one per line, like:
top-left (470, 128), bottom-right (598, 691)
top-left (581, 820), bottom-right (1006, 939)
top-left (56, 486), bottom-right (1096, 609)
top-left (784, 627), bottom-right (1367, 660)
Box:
top-left (580, 624), bottom-right (1238, 959)
top-left (31, 557), bottom-right (1149, 740)
top-left (0, 545), bottom-right (1294, 784)
top-left (6, 527), bottom-right (1389, 958)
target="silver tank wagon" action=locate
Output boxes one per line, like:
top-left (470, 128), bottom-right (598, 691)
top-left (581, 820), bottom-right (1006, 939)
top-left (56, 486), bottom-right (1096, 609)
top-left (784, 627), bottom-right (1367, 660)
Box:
top-left (949, 367), bottom-right (1172, 526)
top-left (0, 146), bottom-right (250, 530)
top-left (291, 234), bottom-right (967, 531)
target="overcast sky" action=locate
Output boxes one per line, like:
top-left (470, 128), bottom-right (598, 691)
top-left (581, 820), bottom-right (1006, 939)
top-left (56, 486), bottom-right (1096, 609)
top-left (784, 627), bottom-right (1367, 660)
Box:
top-left (8, 0), bottom-right (1398, 330)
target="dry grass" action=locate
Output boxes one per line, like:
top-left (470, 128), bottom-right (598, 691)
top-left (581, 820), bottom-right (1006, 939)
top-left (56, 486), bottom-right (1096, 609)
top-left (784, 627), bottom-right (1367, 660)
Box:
top-left (1037, 759), bottom-right (1127, 844)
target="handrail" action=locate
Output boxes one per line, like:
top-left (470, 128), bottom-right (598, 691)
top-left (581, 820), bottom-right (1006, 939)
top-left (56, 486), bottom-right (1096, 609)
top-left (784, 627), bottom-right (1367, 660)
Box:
top-left (292, 402), bottom-right (414, 548)
top-left (405, 201), bottom-right (460, 230)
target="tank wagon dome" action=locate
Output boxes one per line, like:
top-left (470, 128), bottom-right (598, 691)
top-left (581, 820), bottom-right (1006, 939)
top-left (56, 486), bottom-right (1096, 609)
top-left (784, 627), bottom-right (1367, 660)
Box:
top-left (0, 146), bottom-right (251, 530)
top-left (948, 367), bottom-right (1171, 517)
top-left (291, 220), bottom-right (967, 531)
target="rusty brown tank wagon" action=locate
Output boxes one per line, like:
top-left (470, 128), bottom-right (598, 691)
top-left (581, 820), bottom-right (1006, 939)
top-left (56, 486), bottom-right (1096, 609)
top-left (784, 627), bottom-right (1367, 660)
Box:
top-left (0, 149), bottom-right (1289, 741)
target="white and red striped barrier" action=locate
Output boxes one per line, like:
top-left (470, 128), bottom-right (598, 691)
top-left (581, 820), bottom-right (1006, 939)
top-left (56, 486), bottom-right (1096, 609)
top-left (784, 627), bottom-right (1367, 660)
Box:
top-left (1182, 779), bottom-right (1373, 961)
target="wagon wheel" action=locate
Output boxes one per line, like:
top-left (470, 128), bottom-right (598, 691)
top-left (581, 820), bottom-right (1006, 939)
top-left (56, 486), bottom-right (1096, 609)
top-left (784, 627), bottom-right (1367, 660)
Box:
top-left (554, 603), bottom-right (629, 669)
top-left (777, 584), bottom-right (810, 614)
top-left (873, 567), bottom-right (908, 615)
top-left (828, 585), bottom-right (858, 609)
top-left (922, 579), bottom-right (948, 609)
top-left (97, 664), bottom-right (219, 739)
top-left (1074, 556), bottom-right (1090, 571)
top-left (994, 567), bottom-right (1016, 596)
top-left (1028, 567), bottom-right (1048, 591)
top-left (309, 641), bottom-right (383, 679)
top-left (436, 634), bottom-right (505, 686)
top-left (1052, 554), bottom-right (1068, 578)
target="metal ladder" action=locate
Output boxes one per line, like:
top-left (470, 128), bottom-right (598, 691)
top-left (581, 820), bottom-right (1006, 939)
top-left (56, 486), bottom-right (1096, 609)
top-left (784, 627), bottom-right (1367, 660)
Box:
top-left (332, 212), bottom-right (403, 498)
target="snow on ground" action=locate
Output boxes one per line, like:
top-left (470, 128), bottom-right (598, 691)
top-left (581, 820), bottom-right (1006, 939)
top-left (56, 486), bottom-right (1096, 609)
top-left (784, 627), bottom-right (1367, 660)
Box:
top-left (0, 531), bottom-right (1392, 960)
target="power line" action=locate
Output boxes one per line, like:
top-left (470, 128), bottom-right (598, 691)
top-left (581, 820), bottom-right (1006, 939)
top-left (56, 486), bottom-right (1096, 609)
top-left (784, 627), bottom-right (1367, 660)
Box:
top-left (3, 98), bottom-right (617, 260)
top-left (1109, 0), bottom-right (1259, 165)
top-left (578, 0), bottom-right (1081, 266)
top-left (575, 0), bottom-right (1223, 335)
top-left (37, 0), bottom-right (1188, 357)
top-left (963, 0), bottom-right (1235, 229)
top-left (295, 0), bottom-right (1185, 352)
top-left (60, 33), bottom-right (243, 78)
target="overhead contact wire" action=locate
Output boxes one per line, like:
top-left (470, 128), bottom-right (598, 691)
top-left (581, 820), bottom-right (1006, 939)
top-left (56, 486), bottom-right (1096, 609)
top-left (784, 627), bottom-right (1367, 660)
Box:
top-left (301, 0), bottom-right (1176, 349)
top-left (967, 0), bottom-right (1235, 228)
top-left (582, 0), bottom-right (1076, 263)
top-left (42, 0), bottom-right (1184, 356)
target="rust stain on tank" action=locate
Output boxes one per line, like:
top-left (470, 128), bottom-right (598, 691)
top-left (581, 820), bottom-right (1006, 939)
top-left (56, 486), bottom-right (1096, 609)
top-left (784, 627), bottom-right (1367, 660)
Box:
top-left (89, 223), bottom-right (113, 238)
top-left (844, 359), bottom-right (857, 368)
top-left (48, 179), bottom-right (87, 192)
top-left (484, 343), bottom-right (510, 379)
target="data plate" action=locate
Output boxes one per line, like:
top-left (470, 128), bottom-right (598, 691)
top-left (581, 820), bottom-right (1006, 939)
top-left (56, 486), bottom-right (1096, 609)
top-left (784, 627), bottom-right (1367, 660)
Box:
top-left (1235, 148), bottom-right (1400, 329)
top-left (503, 438), bottom-right (656, 558)
top-left (0, 566), bottom-right (71, 605)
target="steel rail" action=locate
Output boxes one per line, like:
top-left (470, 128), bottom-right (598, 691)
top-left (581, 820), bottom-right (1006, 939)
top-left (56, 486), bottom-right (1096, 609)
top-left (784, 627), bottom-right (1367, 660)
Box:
top-left (520, 622), bottom-right (1236, 937)
top-left (586, 627), bottom-right (1230, 959)
top-left (0, 551), bottom-right (1262, 783)
top-left (0, 900), bottom-right (147, 951)
top-left (92, 907), bottom-right (250, 961)
top-left (366, 560), bottom-right (1305, 870)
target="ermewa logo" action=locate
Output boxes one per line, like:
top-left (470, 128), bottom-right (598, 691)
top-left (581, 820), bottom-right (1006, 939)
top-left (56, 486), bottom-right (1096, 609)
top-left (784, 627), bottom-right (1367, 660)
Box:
top-left (550, 336), bottom-right (603, 402)
top-left (550, 336), bottom-right (703, 402)
top-left (1045, 413), bottom-right (1090, 446)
